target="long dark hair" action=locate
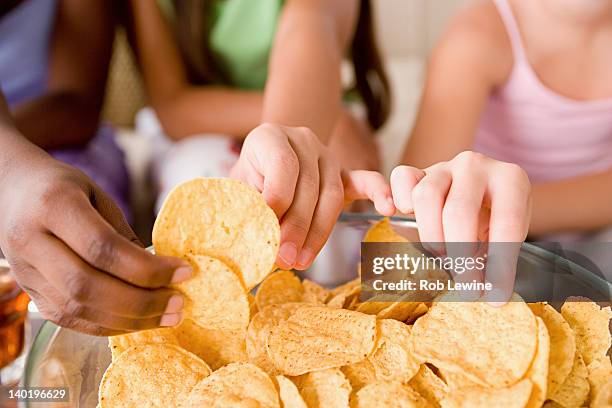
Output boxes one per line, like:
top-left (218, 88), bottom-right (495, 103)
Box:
top-left (172, 0), bottom-right (390, 130)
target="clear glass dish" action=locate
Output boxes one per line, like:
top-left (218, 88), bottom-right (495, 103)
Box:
top-left (23, 214), bottom-right (611, 407)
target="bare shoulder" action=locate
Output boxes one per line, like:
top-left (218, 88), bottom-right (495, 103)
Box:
top-left (431, 0), bottom-right (513, 85)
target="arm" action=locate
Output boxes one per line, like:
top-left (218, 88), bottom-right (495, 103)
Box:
top-left (11, 0), bottom-right (114, 150)
top-left (262, 0), bottom-right (359, 143)
top-left (0, 93), bottom-right (190, 336)
top-left (530, 170), bottom-right (612, 235)
top-left (402, 4), bottom-right (512, 168)
top-left (127, 0), bottom-right (261, 139)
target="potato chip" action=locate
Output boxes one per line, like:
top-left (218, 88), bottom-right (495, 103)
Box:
top-left (186, 362), bottom-right (279, 408)
top-left (528, 302), bottom-right (575, 397)
top-left (174, 319), bottom-right (247, 370)
top-left (256, 270), bottom-right (304, 310)
top-left (267, 305), bottom-right (376, 376)
top-left (246, 303), bottom-right (304, 375)
top-left (174, 255), bottom-right (250, 331)
top-left (99, 343), bottom-right (211, 408)
top-left (350, 381), bottom-right (429, 408)
top-left (408, 364), bottom-right (448, 407)
top-left (301, 279), bottom-right (330, 305)
top-left (523, 316), bottom-right (550, 408)
top-left (369, 319), bottom-right (420, 383)
top-left (405, 303), bottom-right (429, 324)
top-left (561, 299), bottom-right (612, 366)
top-left (439, 379), bottom-right (532, 408)
top-left (275, 375), bottom-right (307, 408)
top-left (340, 359), bottom-right (377, 392)
top-left (410, 293), bottom-right (537, 388)
top-left (153, 178), bottom-right (280, 290)
top-left (293, 368), bottom-right (351, 408)
top-left (548, 350), bottom-right (589, 408)
top-left (108, 328), bottom-right (178, 361)
top-left (364, 218), bottom-right (408, 242)
top-left (588, 356), bottom-right (612, 403)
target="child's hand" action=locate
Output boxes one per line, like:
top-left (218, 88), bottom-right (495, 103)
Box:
top-left (0, 156), bottom-right (191, 336)
top-left (390, 151), bottom-right (532, 302)
top-left (231, 124), bottom-right (395, 270)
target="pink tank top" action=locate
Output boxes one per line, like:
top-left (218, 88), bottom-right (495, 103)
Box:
top-left (474, 0), bottom-right (612, 182)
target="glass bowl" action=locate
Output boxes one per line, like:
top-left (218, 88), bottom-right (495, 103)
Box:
top-left (23, 214), bottom-right (611, 407)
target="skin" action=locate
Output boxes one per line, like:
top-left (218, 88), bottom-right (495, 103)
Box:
top-left (10, 0), bottom-right (114, 150)
top-left (127, 0), bottom-right (377, 171)
top-left (402, 0), bottom-right (612, 236)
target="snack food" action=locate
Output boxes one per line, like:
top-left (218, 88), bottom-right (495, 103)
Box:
top-left (98, 190), bottom-right (611, 408)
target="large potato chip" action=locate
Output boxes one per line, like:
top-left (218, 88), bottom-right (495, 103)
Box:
top-left (523, 316), bottom-right (550, 408)
top-left (108, 328), bottom-right (178, 361)
top-left (186, 362), bottom-right (279, 407)
top-left (246, 303), bottom-right (304, 375)
top-left (341, 359), bottom-right (377, 392)
top-left (369, 319), bottom-right (420, 383)
top-left (293, 368), bottom-right (351, 408)
top-left (350, 381), bottom-right (429, 408)
top-left (588, 356), bottom-right (612, 403)
top-left (528, 302), bottom-right (575, 397)
top-left (408, 364), bottom-right (448, 407)
top-left (256, 270), bottom-right (304, 310)
top-left (364, 218), bottom-right (408, 242)
top-left (410, 293), bottom-right (537, 388)
top-left (275, 375), bottom-right (307, 408)
top-left (301, 279), bottom-right (330, 305)
top-left (99, 343), bottom-right (211, 408)
top-left (267, 305), bottom-right (376, 376)
top-left (153, 178), bottom-right (280, 290)
top-left (561, 299), bottom-right (612, 366)
top-left (548, 350), bottom-right (589, 407)
top-left (439, 379), bottom-right (532, 408)
top-left (174, 255), bottom-right (250, 331)
top-left (174, 319), bottom-right (247, 370)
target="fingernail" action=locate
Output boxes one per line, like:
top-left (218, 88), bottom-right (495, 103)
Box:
top-left (171, 265), bottom-right (193, 283)
top-left (279, 242), bottom-right (297, 267)
top-left (160, 313), bottom-right (182, 327)
top-left (165, 295), bottom-right (184, 314)
top-left (296, 249), bottom-right (314, 269)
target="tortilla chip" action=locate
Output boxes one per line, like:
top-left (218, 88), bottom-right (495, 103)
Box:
top-left (561, 299), bottom-right (612, 366)
top-left (408, 364), bottom-right (448, 407)
top-left (246, 303), bottom-right (304, 375)
top-left (153, 178), bottom-right (280, 290)
top-left (439, 379), bottom-right (532, 408)
top-left (340, 359), bottom-right (378, 392)
top-left (293, 368), bottom-right (351, 408)
top-left (301, 279), bottom-right (330, 305)
top-left (523, 316), bottom-right (550, 408)
top-left (528, 302), bottom-right (575, 397)
top-left (588, 356), bottom-right (612, 403)
top-left (99, 343), bottom-right (210, 408)
top-left (369, 319), bottom-right (420, 383)
top-left (174, 319), bottom-right (247, 370)
top-left (350, 381), bottom-right (429, 408)
top-left (185, 362), bottom-right (279, 407)
top-left (275, 375), bottom-right (307, 408)
top-left (174, 255), bottom-right (249, 331)
top-left (108, 328), bottom-right (178, 361)
top-left (410, 293), bottom-right (538, 388)
top-left (364, 218), bottom-right (408, 242)
top-left (267, 306), bottom-right (376, 376)
top-left (256, 270), bottom-right (304, 310)
top-left (548, 350), bottom-right (590, 408)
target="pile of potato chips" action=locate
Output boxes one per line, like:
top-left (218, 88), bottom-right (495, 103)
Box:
top-left (98, 178), bottom-right (612, 408)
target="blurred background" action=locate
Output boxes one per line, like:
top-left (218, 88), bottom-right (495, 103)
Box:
top-left (102, 0), bottom-right (469, 236)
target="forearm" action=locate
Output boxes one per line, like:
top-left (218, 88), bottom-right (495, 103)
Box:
top-left (12, 93), bottom-right (100, 150)
top-left (262, 6), bottom-right (346, 143)
top-left (154, 87), bottom-right (263, 140)
top-left (530, 170), bottom-right (612, 235)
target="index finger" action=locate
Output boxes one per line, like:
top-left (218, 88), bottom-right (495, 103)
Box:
top-left (46, 191), bottom-right (191, 288)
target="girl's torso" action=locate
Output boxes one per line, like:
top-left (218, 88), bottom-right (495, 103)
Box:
top-left (474, 0), bottom-right (612, 182)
